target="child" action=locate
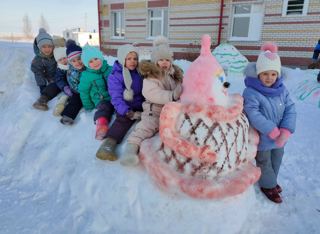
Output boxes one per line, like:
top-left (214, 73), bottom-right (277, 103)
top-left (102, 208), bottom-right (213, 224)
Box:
top-left (59, 40), bottom-right (85, 125)
top-left (242, 42), bottom-right (296, 203)
top-left (78, 45), bottom-right (113, 137)
top-left (96, 44), bottom-right (144, 161)
top-left (312, 39), bottom-right (320, 63)
top-left (53, 46), bottom-right (70, 116)
top-left (31, 28), bottom-right (61, 110)
top-left (120, 36), bottom-right (183, 166)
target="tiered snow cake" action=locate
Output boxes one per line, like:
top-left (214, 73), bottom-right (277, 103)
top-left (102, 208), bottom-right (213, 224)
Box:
top-left (140, 35), bottom-right (261, 199)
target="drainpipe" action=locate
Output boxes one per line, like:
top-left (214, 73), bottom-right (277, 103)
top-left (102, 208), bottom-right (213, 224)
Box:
top-left (215, 0), bottom-right (225, 46)
top-left (97, 0), bottom-right (102, 50)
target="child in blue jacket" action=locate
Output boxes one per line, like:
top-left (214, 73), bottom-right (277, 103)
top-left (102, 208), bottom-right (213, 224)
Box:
top-left (243, 42), bottom-right (296, 204)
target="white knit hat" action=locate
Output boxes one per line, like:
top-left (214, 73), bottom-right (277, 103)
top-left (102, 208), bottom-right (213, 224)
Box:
top-left (151, 36), bottom-right (173, 63)
top-left (117, 44), bottom-right (139, 101)
top-left (256, 42), bottom-right (281, 75)
top-left (53, 47), bottom-right (67, 62)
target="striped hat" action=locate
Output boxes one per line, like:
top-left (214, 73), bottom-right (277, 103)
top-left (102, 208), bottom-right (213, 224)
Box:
top-left (66, 39), bottom-right (82, 61)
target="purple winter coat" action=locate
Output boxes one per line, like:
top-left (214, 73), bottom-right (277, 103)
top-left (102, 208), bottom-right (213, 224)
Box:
top-left (107, 61), bottom-right (144, 116)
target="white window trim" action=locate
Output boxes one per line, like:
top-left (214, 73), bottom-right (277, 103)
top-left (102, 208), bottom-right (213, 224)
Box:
top-left (282, 0), bottom-right (309, 16)
top-left (111, 10), bottom-right (125, 39)
top-left (229, 4), bottom-right (264, 42)
top-left (147, 8), bottom-right (167, 40)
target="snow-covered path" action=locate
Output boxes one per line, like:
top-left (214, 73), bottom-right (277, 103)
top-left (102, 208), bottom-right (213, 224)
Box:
top-left (0, 41), bottom-right (319, 234)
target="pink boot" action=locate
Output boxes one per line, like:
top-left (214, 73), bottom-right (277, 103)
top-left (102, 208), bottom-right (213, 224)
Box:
top-left (95, 117), bottom-right (108, 140)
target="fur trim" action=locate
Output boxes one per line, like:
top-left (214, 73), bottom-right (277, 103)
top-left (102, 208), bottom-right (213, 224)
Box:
top-left (138, 60), bottom-right (161, 79)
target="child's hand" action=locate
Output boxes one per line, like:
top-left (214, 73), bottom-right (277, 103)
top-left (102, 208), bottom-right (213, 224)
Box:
top-left (268, 127), bottom-right (280, 140)
top-left (63, 86), bottom-right (73, 97)
top-left (275, 128), bottom-right (291, 147)
top-left (172, 85), bottom-right (183, 101)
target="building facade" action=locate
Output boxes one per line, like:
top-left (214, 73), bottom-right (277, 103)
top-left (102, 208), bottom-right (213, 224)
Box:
top-left (98, 0), bottom-right (320, 66)
top-left (63, 28), bottom-right (99, 47)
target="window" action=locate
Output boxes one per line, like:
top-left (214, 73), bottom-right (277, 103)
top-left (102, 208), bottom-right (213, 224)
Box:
top-left (111, 11), bottom-right (124, 38)
top-left (282, 0), bottom-right (309, 16)
top-left (148, 9), bottom-right (168, 38)
top-left (230, 4), bottom-right (263, 41)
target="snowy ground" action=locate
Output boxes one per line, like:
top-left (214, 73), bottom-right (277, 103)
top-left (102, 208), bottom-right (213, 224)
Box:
top-left (0, 41), bottom-right (319, 234)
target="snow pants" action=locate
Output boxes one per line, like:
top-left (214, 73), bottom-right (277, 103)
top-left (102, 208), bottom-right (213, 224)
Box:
top-left (106, 113), bottom-right (135, 144)
top-left (41, 82), bottom-right (61, 100)
top-left (94, 100), bottom-right (114, 122)
top-left (61, 92), bottom-right (83, 120)
top-left (255, 148), bottom-right (284, 189)
top-left (127, 113), bottom-right (159, 146)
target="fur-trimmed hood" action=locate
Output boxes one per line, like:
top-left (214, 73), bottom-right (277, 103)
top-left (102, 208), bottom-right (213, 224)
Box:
top-left (138, 60), bottom-right (183, 82)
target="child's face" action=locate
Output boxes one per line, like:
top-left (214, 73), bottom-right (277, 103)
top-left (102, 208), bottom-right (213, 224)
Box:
top-left (258, 70), bottom-right (278, 87)
top-left (58, 57), bottom-right (68, 66)
top-left (125, 52), bottom-right (138, 70)
top-left (157, 59), bottom-right (171, 71)
top-left (70, 56), bottom-right (84, 70)
top-left (89, 58), bottom-right (102, 70)
top-left (40, 44), bottom-right (54, 56)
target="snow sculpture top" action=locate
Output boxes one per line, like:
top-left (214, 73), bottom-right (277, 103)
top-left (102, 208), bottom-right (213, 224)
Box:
top-left (139, 35), bottom-right (261, 199)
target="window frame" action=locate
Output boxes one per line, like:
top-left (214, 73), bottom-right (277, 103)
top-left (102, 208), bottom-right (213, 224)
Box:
top-left (282, 0), bottom-right (309, 16)
top-left (229, 4), bottom-right (264, 42)
top-left (147, 8), bottom-right (168, 40)
top-left (110, 10), bottom-right (125, 39)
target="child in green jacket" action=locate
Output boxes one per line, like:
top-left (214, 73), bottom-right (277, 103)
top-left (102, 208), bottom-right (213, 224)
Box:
top-left (78, 45), bottom-right (114, 140)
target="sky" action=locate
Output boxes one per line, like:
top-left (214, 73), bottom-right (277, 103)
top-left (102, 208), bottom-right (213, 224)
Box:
top-left (0, 0), bottom-right (98, 36)
top-left (0, 41), bottom-right (319, 233)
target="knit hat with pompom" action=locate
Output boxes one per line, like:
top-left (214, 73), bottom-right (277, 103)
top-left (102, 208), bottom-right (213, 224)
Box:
top-left (151, 36), bottom-right (173, 63)
top-left (256, 42), bottom-right (281, 75)
top-left (36, 28), bottom-right (53, 49)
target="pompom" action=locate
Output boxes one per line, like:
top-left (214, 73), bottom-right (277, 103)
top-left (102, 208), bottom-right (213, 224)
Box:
top-left (261, 42), bottom-right (278, 53)
top-left (39, 28), bottom-right (46, 33)
top-left (153, 35), bottom-right (169, 47)
top-left (66, 39), bottom-right (76, 47)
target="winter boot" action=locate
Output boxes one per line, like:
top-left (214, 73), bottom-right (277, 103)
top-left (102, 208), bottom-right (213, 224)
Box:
top-left (276, 184), bottom-right (282, 193)
top-left (96, 137), bottom-right (118, 161)
top-left (33, 95), bottom-right (49, 111)
top-left (53, 94), bottom-right (69, 116)
top-left (120, 143), bottom-right (140, 166)
top-left (60, 115), bottom-right (74, 125)
top-left (260, 187), bottom-right (282, 203)
top-left (95, 117), bottom-right (109, 140)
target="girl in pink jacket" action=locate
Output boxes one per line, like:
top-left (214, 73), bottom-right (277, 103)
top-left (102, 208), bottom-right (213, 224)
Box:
top-left (121, 36), bottom-right (183, 166)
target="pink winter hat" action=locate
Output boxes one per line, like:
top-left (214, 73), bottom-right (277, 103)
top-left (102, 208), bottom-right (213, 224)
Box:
top-left (256, 42), bottom-right (281, 75)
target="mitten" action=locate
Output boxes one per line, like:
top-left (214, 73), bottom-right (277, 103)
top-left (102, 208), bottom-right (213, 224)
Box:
top-left (172, 84), bottom-right (183, 101)
top-left (131, 111), bottom-right (141, 120)
top-left (126, 110), bottom-right (134, 119)
top-left (275, 128), bottom-right (291, 147)
top-left (268, 127), bottom-right (280, 140)
top-left (63, 86), bottom-right (73, 97)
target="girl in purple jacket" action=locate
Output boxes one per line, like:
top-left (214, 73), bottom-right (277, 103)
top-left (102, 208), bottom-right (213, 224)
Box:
top-left (96, 44), bottom-right (144, 161)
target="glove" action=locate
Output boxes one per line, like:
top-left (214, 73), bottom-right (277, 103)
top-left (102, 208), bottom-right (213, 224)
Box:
top-left (126, 111), bottom-right (141, 120)
top-left (268, 127), bottom-right (280, 140)
top-left (275, 128), bottom-right (292, 147)
top-left (63, 86), bottom-right (73, 97)
top-left (172, 84), bottom-right (183, 101)
top-left (131, 111), bottom-right (141, 120)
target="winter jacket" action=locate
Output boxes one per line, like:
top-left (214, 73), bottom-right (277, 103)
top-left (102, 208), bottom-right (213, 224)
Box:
top-left (142, 64), bottom-right (182, 116)
top-left (78, 60), bottom-right (112, 110)
top-left (242, 63), bottom-right (296, 151)
top-left (31, 39), bottom-right (57, 87)
top-left (128, 62), bottom-right (183, 145)
top-left (67, 65), bottom-right (85, 93)
top-left (314, 42), bottom-right (320, 52)
top-left (54, 67), bottom-right (68, 91)
top-left (108, 61), bottom-right (144, 116)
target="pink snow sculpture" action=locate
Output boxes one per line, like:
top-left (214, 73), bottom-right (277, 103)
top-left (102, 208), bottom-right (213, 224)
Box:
top-left (140, 35), bottom-right (261, 199)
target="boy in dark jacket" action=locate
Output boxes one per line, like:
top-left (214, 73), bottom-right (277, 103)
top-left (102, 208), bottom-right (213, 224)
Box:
top-left (31, 28), bottom-right (60, 110)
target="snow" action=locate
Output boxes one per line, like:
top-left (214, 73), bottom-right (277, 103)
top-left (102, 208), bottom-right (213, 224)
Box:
top-left (0, 41), bottom-right (320, 234)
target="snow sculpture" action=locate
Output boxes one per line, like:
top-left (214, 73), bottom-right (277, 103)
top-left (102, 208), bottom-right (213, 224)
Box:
top-left (140, 35), bottom-right (261, 199)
